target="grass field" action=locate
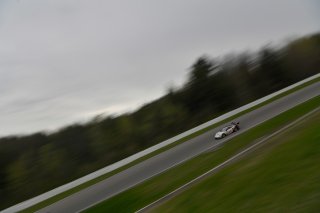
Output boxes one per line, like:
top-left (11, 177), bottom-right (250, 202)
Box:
top-left (153, 105), bottom-right (320, 212)
top-left (85, 96), bottom-right (320, 212)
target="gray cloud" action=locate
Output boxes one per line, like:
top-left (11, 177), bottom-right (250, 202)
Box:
top-left (0, 0), bottom-right (318, 136)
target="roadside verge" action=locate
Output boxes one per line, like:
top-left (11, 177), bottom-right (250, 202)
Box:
top-left (136, 106), bottom-right (320, 212)
top-left (85, 95), bottom-right (320, 212)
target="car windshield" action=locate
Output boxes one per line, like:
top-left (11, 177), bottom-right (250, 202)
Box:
top-left (222, 126), bottom-right (230, 131)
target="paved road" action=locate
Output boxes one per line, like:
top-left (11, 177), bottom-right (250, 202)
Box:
top-left (38, 82), bottom-right (320, 213)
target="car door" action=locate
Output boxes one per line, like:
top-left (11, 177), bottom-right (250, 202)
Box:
top-left (226, 127), bottom-right (233, 135)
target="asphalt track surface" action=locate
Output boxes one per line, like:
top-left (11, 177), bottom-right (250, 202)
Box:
top-left (38, 82), bottom-right (320, 213)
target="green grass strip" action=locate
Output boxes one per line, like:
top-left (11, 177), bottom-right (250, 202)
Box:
top-left (85, 96), bottom-right (320, 212)
top-left (153, 104), bottom-right (320, 212)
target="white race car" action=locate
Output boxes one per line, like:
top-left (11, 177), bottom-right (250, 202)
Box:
top-left (215, 122), bottom-right (240, 139)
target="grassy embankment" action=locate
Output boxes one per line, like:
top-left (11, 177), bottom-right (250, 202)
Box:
top-left (85, 95), bottom-right (320, 212)
top-left (153, 102), bottom-right (320, 212)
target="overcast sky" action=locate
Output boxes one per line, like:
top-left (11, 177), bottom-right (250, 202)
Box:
top-left (0, 0), bottom-right (319, 136)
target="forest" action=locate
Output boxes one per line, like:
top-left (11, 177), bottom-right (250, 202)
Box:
top-left (0, 33), bottom-right (319, 209)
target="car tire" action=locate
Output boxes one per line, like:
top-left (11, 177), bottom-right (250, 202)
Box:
top-left (222, 134), bottom-right (226, 138)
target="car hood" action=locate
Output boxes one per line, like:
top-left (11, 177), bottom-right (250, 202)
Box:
top-left (215, 131), bottom-right (223, 137)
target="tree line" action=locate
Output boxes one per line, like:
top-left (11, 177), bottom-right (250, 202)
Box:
top-left (0, 33), bottom-right (319, 209)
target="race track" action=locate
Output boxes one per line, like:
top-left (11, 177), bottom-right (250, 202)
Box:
top-left (38, 82), bottom-right (320, 213)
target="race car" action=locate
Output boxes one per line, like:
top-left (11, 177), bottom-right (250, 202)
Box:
top-left (214, 122), bottom-right (240, 139)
